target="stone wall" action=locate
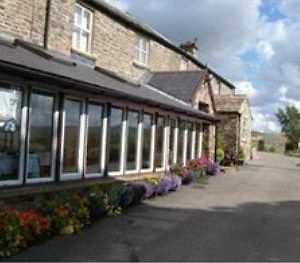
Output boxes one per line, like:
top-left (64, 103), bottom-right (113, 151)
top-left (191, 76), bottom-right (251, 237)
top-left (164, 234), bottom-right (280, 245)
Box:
top-left (192, 82), bottom-right (215, 114)
top-left (0, 0), bottom-right (221, 162)
top-left (217, 112), bottom-right (239, 159)
top-left (210, 77), bottom-right (235, 96)
top-left (0, 0), bottom-right (47, 46)
top-left (239, 101), bottom-right (252, 160)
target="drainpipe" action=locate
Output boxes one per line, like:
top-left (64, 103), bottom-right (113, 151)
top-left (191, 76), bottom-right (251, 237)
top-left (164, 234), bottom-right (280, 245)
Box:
top-left (214, 124), bottom-right (218, 162)
top-left (44, 0), bottom-right (52, 49)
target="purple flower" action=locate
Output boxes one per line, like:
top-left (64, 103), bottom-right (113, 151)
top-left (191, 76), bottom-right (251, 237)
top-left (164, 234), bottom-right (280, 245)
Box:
top-left (170, 174), bottom-right (182, 191)
top-left (157, 177), bottom-right (172, 195)
top-left (142, 182), bottom-right (155, 199)
top-left (207, 162), bottom-right (221, 175)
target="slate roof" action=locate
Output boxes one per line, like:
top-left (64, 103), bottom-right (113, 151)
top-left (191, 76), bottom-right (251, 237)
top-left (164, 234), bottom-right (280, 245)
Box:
top-left (0, 37), bottom-right (218, 122)
top-left (147, 71), bottom-right (205, 103)
top-left (214, 95), bottom-right (247, 113)
top-left (86, 0), bottom-right (235, 89)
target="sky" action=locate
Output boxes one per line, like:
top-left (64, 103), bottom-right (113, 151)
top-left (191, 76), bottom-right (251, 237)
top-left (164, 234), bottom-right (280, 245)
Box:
top-left (107, 0), bottom-right (300, 133)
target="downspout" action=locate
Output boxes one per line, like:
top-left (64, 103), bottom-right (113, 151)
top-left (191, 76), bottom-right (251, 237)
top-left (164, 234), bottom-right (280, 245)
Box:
top-left (214, 124), bottom-right (218, 162)
top-left (44, 0), bottom-right (52, 49)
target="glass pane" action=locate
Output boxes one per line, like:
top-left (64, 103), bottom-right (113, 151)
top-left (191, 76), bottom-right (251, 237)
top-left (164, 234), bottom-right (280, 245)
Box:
top-left (0, 86), bottom-right (22, 181)
top-left (86, 104), bottom-right (103, 174)
top-left (63, 99), bottom-right (81, 174)
top-left (72, 28), bottom-right (80, 50)
top-left (81, 31), bottom-right (89, 53)
top-left (28, 93), bottom-right (54, 179)
top-left (203, 124), bottom-right (209, 157)
top-left (187, 122), bottom-right (193, 161)
top-left (177, 120), bottom-right (185, 164)
top-left (195, 124), bottom-right (200, 158)
top-left (155, 116), bottom-right (164, 169)
top-left (126, 111), bottom-right (139, 171)
top-left (141, 114), bottom-right (152, 169)
top-left (82, 10), bottom-right (91, 30)
top-left (74, 5), bottom-right (81, 26)
top-left (108, 107), bottom-right (123, 172)
top-left (169, 119), bottom-right (176, 165)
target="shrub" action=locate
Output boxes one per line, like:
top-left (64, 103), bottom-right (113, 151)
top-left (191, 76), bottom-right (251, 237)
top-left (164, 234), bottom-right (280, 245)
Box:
top-left (86, 188), bottom-right (107, 219)
top-left (169, 174), bottom-right (182, 191)
top-left (156, 176), bottom-right (172, 195)
top-left (216, 148), bottom-right (225, 163)
top-left (130, 182), bottom-right (147, 201)
top-left (0, 210), bottom-right (50, 257)
top-left (170, 163), bottom-right (182, 175)
top-left (0, 210), bottom-right (25, 257)
top-left (104, 185), bottom-right (123, 217)
top-left (207, 162), bottom-right (221, 175)
top-left (119, 185), bottom-right (135, 209)
top-left (42, 193), bottom-right (90, 234)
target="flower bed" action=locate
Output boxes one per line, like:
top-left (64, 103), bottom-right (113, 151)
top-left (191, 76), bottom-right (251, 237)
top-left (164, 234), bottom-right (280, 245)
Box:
top-left (0, 157), bottom-right (220, 258)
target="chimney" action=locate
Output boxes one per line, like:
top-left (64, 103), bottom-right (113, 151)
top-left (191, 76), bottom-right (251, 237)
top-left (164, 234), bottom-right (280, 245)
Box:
top-left (180, 38), bottom-right (198, 58)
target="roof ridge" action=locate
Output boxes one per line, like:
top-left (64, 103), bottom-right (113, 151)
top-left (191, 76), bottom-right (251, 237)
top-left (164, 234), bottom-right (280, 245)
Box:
top-left (87, 0), bottom-right (236, 89)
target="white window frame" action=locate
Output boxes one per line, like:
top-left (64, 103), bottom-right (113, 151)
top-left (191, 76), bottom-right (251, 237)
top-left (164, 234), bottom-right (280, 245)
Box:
top-left (140, 113), bottom-right (155, 174)
top-left (183, 124), bottom-right (188, 166)
top-left (107, 106), bottom-right (125, 177)
top-left (191, 124), bottom-right (196, 160)
top-left (84, 101), bottom-right (104, 179)
top-left (60, 96), bottom-right (86, 181)
top-left (72, 3), bottom-right (93, 54)
top-left (197, 123), bottom-right (203, 157)
top-left (155, 116), bottom-right (166, 172)
top-left (124, 110), bottom-right (140, 175)
top-left (173, 120), bottom-right (178, 165)
top-left (134, 36), bottom-right (150, 66)
top-left (26, 90), bottom-right (58, 184)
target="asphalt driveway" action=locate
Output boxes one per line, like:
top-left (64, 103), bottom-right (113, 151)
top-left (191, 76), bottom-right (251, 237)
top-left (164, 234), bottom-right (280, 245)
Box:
top-left (8, 152), bottom-right (300, 262)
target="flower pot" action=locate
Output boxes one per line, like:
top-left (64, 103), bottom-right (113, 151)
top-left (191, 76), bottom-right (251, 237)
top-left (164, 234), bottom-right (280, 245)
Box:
top-left (59, 225), bottom-right (74, 236)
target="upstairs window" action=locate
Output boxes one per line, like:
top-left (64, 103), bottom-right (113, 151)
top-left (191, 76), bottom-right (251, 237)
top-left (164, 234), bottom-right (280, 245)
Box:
top-left (134, 36), bottom-right (150, 66)
top-left (180, 58), bottom-right (188, 71)
top-left (198, 102), bottom-right (209, 113)
top-left (72, 3), bottom-right (93, 54)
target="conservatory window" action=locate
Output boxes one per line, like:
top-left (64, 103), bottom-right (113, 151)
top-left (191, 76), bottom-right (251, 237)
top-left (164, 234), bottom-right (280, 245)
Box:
top-left (86, 103), bottom-right (103, 176)
top-left (155, 116), bottom-right (165, 170)
top-left (0, 85), bottom-right (22, 183)
top-left (141, 113), bottom-right (153, 171)
top-left (107, 107), bottom-right (123, 173)
top-left (62, 99), bottom-right (83, 177)
top-left (177, 119), bottom-right (185, 165)
top-left (169, 119), bottom-right (177, 165)
top-left (27, 92), bottom-right (55, 181)
top-left (126, 110), bottom-right (139, 172)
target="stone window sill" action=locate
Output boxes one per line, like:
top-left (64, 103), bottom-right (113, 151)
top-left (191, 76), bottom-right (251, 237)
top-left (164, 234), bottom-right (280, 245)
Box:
top-left (71, 48), bottom-right (97, 61)
top-left (133, 60), bottom-right (150, 70)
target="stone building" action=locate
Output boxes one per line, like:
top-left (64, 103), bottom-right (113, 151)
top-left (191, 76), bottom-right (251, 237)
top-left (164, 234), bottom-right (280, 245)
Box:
top-left (0, 0), bottom-right (250, 192)
top-left (215, 95), bottom-right (252, 161)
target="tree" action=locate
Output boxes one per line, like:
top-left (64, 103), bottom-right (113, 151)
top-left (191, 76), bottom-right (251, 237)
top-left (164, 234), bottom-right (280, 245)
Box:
top-left (276, 106), bottom-right (300, 151)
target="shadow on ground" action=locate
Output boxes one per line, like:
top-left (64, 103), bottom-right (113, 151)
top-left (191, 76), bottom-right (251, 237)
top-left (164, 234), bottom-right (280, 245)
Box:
top-left (7, 198), bottom-right (300, 262)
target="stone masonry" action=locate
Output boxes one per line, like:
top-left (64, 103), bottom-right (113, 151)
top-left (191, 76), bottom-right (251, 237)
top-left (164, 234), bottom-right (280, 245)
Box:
top-left (0, 0), bottom-right (230, 161)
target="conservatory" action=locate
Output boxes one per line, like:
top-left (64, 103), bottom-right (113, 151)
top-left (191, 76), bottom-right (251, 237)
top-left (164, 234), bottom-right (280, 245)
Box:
top-left (0, 39), bottom-right (218, 188)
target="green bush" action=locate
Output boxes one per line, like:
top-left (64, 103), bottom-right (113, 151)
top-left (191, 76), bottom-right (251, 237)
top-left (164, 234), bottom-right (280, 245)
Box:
top-left (216, 148), bottom-right (224, 163)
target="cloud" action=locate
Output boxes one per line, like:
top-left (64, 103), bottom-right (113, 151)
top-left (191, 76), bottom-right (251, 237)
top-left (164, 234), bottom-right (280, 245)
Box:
top-left (235, 81), bottom-right (258, 100)
top-left (107, 0), bottom-right (300, 133)
top-left (252, 107), bottom-right (280, 133)
top-left (256, 40), bottom-right (275, 60)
